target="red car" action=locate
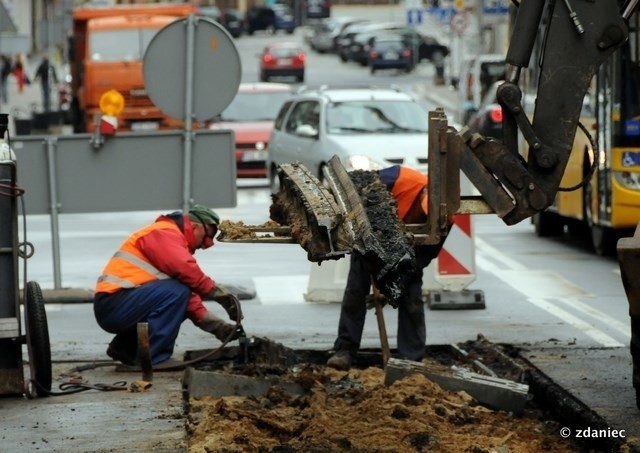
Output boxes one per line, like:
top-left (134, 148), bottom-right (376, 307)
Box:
top-left (259, 43), bottom-right (305, 83)
top-left (208, 83), bottom-right (293, 178)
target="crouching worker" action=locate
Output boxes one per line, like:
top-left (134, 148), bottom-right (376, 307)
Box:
top-left (93, 205), bottom-right (242, 367)
top-left (327, 165), bottom-right (451, 371)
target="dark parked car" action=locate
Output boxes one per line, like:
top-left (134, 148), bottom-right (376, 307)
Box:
top-left (339, 24), bottom-right (449, 67)
top-left (369, 36), bottom-right (414, 74)
top-left (245, 4), bottom-right (296, 35)
top-left (259, 42), bottom-right (306, 82)
top-left (222, 8), bottom-right (244, 38)
top-left (306, 0), bottom-right (331, 19)
top-left (309, 17), bottom-right (365, 53)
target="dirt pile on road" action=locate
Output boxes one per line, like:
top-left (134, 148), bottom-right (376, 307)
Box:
top-left (186, 363), bottom-right (578, 452)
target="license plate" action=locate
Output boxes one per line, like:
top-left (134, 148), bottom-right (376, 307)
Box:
top-left (131, 121), bottom-right (159, 131)
top-left (242, 150), bottom-right (268, 162)
top-left (279, 58), bottom-right (292, 65)
top-left (383, 52), bottom-right (399, 59)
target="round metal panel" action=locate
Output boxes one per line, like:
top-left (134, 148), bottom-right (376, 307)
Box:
top-left (143, 16), bottom-right (242, 122)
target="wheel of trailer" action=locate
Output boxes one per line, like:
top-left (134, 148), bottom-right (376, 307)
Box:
top-left (25, 281), bottom-right (52, 396)
top-left (533, 211), bottom-right (563, 237)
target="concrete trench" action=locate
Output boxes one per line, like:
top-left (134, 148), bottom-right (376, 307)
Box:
top-left (181, 338), bottom-right (620, 452)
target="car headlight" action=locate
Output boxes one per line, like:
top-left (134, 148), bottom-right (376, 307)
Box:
top-left (344, 155), bottom-right (387, 171)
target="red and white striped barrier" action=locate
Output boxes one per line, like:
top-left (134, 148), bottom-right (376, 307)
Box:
top-left (435, 214), bottom-right (476, 291)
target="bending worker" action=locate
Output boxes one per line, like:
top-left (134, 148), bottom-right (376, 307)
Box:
top-left (93, 205), bottom-right (241, 367)
top-left (327, 165), bottom-right (450, 371)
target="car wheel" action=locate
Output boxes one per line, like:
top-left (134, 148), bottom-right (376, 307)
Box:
top-left (340, 53), bottom-right (347, 62)
top-left (370, 66), bottom-right (375, 75)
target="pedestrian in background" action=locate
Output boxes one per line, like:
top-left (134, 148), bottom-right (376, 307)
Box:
top-left (0, 55), bottom-right (12, 103)
top-left (12, 54), bottom-right (25, 94)
top-left (93, 205), bottom-right (242, 367)
top-left (34, 55), bottom-right (58, 112)
top-left (326, 165), bottom-right (452, 371)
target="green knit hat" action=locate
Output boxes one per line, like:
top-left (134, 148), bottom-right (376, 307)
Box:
top-left (188, 204), bottom-right (220, 226)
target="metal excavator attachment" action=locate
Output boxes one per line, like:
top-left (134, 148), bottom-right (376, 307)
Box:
top-left (217, 110), bottom-right (475, 304)
top-left (269, 155), bottom-right (416, 303)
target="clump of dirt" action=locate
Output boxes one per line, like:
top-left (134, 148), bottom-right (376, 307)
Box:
top-left (186, 364), bottom-right (578, 453)
top-left (218, 220), bottom-right (282, 240)
top-left (349, 169), bottom-right (417, 303)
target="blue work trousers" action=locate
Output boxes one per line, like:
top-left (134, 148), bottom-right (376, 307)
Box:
top-left (333, 244), bottom-right (443, 361)
top-left (94, 279), bottom-right (191, 364)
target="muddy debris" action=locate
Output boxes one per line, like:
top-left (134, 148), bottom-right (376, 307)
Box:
top-left (186, 339), bottom-right (582, 453)
top-left (218, 220), bottom-right (283, 241)
top-left (269, 164), bottom-right (418, 304)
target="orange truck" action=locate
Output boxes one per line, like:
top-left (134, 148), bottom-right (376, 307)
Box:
top-left (69, 3), bottom-right (197, 133)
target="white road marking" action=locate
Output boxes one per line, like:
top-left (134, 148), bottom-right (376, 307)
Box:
top-left (476, 237), bottom-right (626, 346)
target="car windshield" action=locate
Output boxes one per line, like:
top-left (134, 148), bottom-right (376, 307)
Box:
top-left (220, 91), bottom-right (292, 121)
top-left (327, 100), bottom-right (428, 134)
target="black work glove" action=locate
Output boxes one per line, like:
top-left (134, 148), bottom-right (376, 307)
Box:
top-left (209, 285), bottom-right (243, 322)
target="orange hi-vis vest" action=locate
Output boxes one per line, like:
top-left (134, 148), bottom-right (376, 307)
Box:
top-left (95, 220), bottom-right (178, 294)
top-left (379, 165), bottom-right (428, 220)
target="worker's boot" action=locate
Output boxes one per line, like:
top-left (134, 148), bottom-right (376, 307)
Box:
top-left (106, 332), bottom-right (138, 366)
top-left (198, 312), bottom-right (241, 342)
top-left (327, 349), bottom-right (353, 371)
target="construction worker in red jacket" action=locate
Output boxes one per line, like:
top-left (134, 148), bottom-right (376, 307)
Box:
top-left (327, 165), bottom-right (450, 371)
top-left (94, 205), bottom-right (241, 367)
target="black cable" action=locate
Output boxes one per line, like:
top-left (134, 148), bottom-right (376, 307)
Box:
top-left (558, 121), bottom-right (598, 192)
top-left (30, 378), bottom-right (128, 397)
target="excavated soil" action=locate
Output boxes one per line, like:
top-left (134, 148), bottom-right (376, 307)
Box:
top-left (186, 339), bottom-right (582, 453)
top-left (218, 220), bottom-right (283, 240)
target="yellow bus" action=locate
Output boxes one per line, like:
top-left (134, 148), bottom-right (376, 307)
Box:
top-left (523, 11), bottom-right (640, 256)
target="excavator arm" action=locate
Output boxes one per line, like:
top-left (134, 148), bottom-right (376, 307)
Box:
top-left (428, 0), bottom-right (632, 235)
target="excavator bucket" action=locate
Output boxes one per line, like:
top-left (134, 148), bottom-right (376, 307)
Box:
top-left (269, 156), bottom-right (416, 303)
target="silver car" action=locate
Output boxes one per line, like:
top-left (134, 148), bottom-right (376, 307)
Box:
top-left (267, 86), bottom-right (429, 192)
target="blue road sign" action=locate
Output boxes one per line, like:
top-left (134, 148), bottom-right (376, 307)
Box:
top-left (427, 6), bottom-right (456, 25)
top-left (407, 8), bottom-right (424, 25)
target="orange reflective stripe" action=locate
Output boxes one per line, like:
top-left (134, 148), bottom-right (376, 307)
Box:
top-left (95, 220), bottom-right (180, 294)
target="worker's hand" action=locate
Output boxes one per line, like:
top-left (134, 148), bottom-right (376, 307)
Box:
top-left (208, 286), bottom-right (243, 322)
top-left (211, 284), bottom-right (230, 299)
top-left (365, 293), bottom-right (395, 310)
top-left (197, 311), bottom-right (241, 341)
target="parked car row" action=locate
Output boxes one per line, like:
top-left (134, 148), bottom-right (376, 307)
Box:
top-left (208, 84), bottom-right (431, 181)
top-left (308, 17), bottom-right (449, 74)
top-left (196, 3), bottom-right (297, 38)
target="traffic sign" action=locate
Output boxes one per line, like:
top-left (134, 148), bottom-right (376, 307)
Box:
top-left (407, 8), bottom-right (424, 25)
top-left (427, 6), bottom-right (456, 25)
top-left (143, 16), bottom-right (241, 122)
